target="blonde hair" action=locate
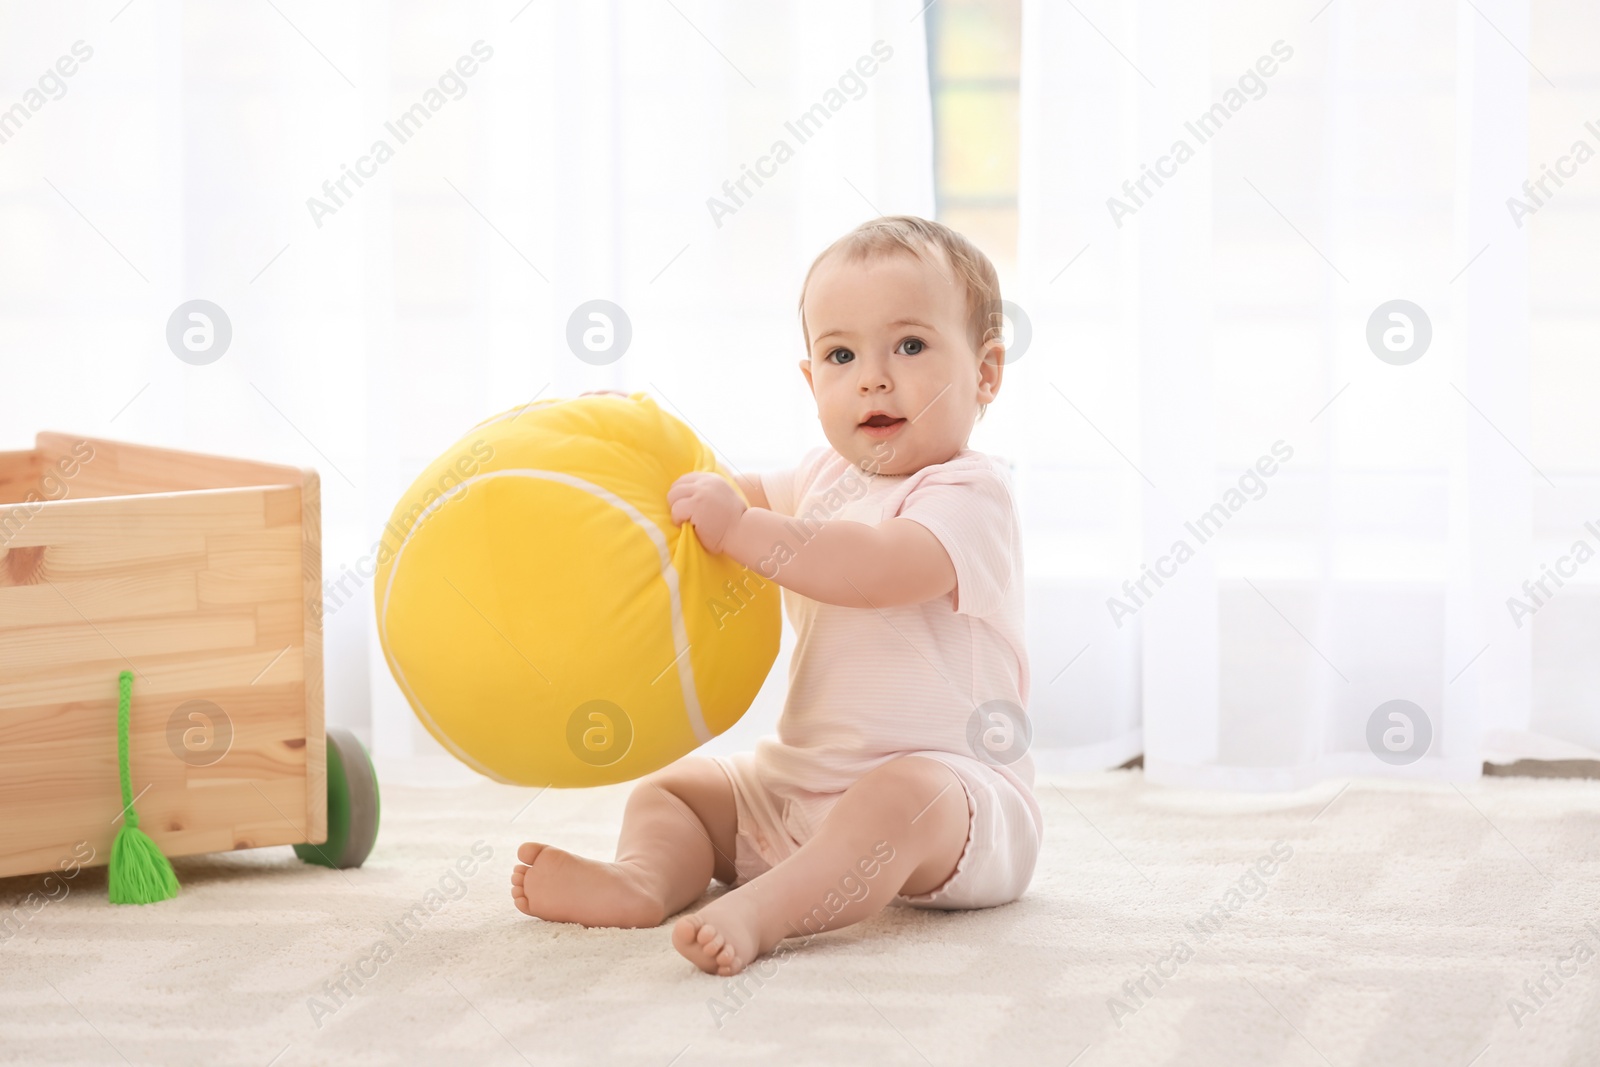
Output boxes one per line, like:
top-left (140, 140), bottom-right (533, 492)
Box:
top-left (798, 215), bottom-right (1003, 418)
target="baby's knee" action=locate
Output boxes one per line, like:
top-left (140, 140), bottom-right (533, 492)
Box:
top-left (638, 755), bottom-right (736, 828)
top-left (851, 756), bottom-right (963, 821)
top-left (859, 754), bottom-right (957, 791)
top-left (644, 754), bottom-right (726, 797)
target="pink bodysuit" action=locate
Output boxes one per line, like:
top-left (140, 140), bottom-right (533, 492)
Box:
top-left (711, 445), bottom-right (1043, 909)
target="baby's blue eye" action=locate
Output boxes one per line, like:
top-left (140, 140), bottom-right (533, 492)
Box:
top-left (897, 338), bottom-right (926, 355)
top-left (827, 347), bottom-right (855, 365)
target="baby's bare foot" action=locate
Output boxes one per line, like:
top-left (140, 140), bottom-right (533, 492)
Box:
top-left (672, 891), bottom-right (775, 976)
top-left (510, 842), bottom-right (664, 928)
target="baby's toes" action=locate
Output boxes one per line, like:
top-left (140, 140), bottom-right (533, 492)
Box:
top-left (672, 914), bottom-right (722, 974)
top-left (510, 866), bottom-right (531, 914)
top-left (696, 923), bottom-right (726, 957)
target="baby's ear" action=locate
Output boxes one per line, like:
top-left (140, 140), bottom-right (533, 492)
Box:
top-left (980, 335), bottom-right (1006, 369)
top-left (798, 358), bottom-right (815, 395)
top-left (977, 340), bottom-right (1005, 401)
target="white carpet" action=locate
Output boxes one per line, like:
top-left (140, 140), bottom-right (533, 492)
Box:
top-left (2, 767), bottom-right (1598, 1066)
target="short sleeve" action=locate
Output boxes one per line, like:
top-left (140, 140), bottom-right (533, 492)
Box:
top-left (759, 446), bottom-right (833, 517)
top-left (896, 457), bottom-right (1018, 617)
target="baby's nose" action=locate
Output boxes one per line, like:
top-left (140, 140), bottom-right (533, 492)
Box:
top-left (857, 363), bottom-right (892, 390)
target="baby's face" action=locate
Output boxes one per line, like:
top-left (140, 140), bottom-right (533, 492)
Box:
top-left (799, 247), bottom-right (1002, 477)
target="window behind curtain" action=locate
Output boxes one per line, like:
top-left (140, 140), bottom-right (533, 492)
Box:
top-left (924, 0), bottom-right (1021, 283)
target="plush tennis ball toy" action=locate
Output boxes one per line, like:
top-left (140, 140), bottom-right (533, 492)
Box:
top-left (374, 392), bottom-right (780, 787)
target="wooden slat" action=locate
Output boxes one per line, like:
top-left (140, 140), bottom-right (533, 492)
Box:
top-left (0, 648), bottom-right (305, 709)
top-left (37, 535), bottom-right (210, 576)
top-left (0, 574), bottom-right (200, 629)
top-left (0, 820), bottom-right (309, 879)
top-left (0, 725), bottom-right (307, 807)
top-left (0, 612), bottom-right (257, 673)
top-left (34, 433), bottom-right (303, 499)
top-left (1, 487), bottom-right (278, 548)
top-left (0, 682), bottom-right (306, 752)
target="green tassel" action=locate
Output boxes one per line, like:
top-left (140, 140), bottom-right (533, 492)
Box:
top-left (109, 670), bottom-right (179, 905)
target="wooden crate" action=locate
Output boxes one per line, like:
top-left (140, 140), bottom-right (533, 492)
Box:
top-left (0, 433), bottom-right (324, 879)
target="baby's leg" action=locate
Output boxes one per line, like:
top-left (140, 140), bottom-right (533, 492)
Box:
top-left (673, 755), bottom-right (968, 975)
top-left (511, 755), bottom-right (737, 928)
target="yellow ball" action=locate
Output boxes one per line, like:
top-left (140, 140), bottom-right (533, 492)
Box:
top-left (374, 393), bottom-right (780, 787)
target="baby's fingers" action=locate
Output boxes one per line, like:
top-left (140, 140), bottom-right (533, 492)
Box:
top-left (670, 493), bottom-right (700, 524)
top-left (665, 478), bottom-right (693, 512)
top-left (667, 472), bottom-right (709, 499)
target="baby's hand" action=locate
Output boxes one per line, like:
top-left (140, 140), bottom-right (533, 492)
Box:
top-left (667, 472), bottom-right (747, 555)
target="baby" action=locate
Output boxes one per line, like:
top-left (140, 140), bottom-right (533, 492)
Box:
top-left (510, 215), bottom-right (1042, 976)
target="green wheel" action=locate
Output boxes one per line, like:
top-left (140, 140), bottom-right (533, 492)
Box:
top-left (295, 727), bottom-right (380, 869)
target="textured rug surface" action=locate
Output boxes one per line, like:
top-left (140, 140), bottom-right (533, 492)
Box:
top-left (2, 767), bottom-right (1598, 1066)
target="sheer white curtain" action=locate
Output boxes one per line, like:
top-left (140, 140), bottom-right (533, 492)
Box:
top-left (17, 0), bottom-right (1595, 789)
top-left (1017, 0), bottom-right (1600, 787)
top-left (0, 0), bottom-right (934, 761)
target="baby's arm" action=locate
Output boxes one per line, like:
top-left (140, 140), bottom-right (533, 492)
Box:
top-left (668, 472), bottom-right (954, 609)
top-left (730, 510), bottom-right (955, 608)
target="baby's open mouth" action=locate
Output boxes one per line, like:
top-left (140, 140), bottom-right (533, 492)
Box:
top-left (859, 414), bottom-right (906, 438)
